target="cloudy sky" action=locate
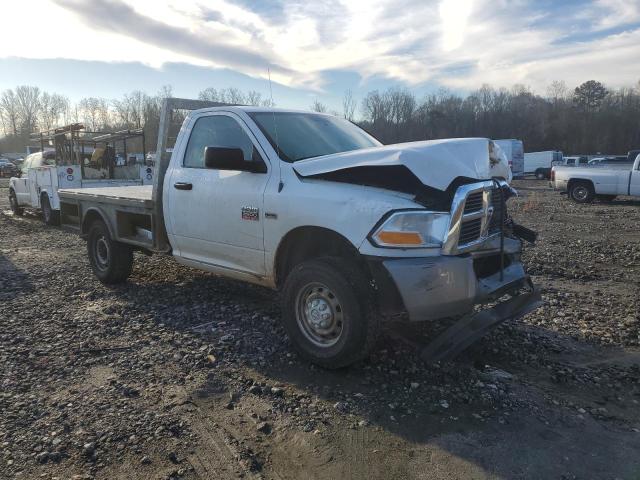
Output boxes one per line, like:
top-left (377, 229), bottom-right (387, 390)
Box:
top-left (1, 0), bottom-right (639, 111)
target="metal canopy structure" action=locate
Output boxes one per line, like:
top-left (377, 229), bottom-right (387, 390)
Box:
top-left (30, 125), bottom-right (147, 172)
top-left (84, 128), bottom-right (147, 166)
top-left (31, 124), bottom-right (105, 166)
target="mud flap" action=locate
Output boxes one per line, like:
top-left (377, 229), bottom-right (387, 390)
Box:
top-left (420, 278), bottom-right (542, 363)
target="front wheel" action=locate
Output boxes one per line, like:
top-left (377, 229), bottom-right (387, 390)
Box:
top-left (9, 189), bottom-right (24, 216)
top-left (281, 257), bottom-right (381, 369)
top-left (569, 182), bottom-right (594, 203)
top-left (535, 169), bottom-right (546, 180)
top-left (87, 220), bottom-right (133, 284)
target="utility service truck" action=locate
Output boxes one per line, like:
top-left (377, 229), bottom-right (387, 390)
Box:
top-left (54, 98), bottom-right (541, 368)
top-left (8, 125), bottom-right (153, 225)
top-left (551, 153), bottom-right (640, 202)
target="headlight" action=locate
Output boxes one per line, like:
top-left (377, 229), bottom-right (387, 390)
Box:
top-left (370, 211), bottom-right (450, 248)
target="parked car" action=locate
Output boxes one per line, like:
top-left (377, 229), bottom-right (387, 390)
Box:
top-left (551, 155), bottom-right (640, 202)
top-left (56, 99), bottom-right (541, 368)
top-left (0, 159), bottom-right (19, 178)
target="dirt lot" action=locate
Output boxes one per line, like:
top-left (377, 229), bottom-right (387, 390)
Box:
top-left (1, 177), bottom-right (639, 480)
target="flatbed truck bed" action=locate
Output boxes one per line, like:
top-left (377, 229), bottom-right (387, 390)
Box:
top-left (58, 185), bottom-right (153, 207)
top-left (58, 185), bottom-right (158, 250)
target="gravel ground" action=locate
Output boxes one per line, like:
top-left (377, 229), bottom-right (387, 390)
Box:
top-left (1, 177), bottom-right (639, 480)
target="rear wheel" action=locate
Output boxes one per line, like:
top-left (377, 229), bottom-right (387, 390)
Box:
top-left (9, 189), bottom-right (23, 216)
top-left (281, 257), bottom-right (381, 369)
top-left (87, 220), bottom-right (133, 284)
top-left (41, 195), bottom-right (60, 226)
top-left (569, 181), bottom-right (594, 203)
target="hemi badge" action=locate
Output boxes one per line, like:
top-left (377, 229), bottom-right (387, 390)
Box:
top-left (265, 212), bottom-right (277, 219)
top-left (241, 206), bottom-right (259, 221)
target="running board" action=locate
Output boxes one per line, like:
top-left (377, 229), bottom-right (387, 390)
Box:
top-left (420, 280), bottom-right (542, 363)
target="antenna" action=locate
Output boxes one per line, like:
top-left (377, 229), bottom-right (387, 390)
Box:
top-left (268, 67), bottom-right (284, 192)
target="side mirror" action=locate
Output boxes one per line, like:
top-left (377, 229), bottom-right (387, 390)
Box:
top-left (204, 147), bottom-right (266, 173)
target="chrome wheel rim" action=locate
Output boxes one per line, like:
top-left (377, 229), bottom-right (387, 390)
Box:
top-left (95, 236), bottom-right (110, 270)
top-left (295, 282), bottom-right (344, 347)
top-left (573, 186), bottom-right (588, 201)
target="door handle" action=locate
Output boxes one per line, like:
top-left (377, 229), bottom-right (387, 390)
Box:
top-left (174, 182), bottom-right (193, 190)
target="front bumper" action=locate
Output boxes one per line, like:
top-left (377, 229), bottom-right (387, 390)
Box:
top-left (380, 237), bottom-right (530, 322)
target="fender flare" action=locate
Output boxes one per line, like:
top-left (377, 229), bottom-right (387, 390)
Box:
top-left (81, 206), bottom-right (116, 239)
top-left (567, 177), bottom-right (595, 189)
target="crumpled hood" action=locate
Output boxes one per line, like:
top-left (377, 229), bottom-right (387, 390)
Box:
top-left (292, 138), bottom-right (511, 191)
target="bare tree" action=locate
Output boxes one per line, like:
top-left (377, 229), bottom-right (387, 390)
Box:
top-left (310, 99), bottom-right (328, 113)
top-left (546, 80), bottom-right (568, 102)
top-left (246, 90), bottom-right (263, 106)
top-left (342, 89), bottom-right (356, 121)
top-left (220, 87), bottom-right (246, 104)
top-left (39, 93), bottom-right (69, 131)
top-left (198, 87), bottom-right (219, 102)
top-left (15, 85), bottom-right (41, 134)
top-left (0, 89), bottom-right (20, 136)
top-left (112, 97), bottom-right (132, 126)
top-left (79, 97), bottom-right (109, 131)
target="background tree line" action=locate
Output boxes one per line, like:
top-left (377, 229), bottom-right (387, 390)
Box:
top-left (0, 85), bottom-right (273, 155)
top-left (1, 79), bottom-right (639, 156)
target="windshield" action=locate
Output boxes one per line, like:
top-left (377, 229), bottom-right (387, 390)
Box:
top-left (248, 112), bottom-right (380, 162)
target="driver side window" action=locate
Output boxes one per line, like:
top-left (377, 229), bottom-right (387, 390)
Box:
top-left (183, 115), bottom-right (263, 169)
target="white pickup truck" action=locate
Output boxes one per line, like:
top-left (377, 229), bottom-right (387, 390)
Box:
top-left (551, 153), bottom-right (640, 203)
top-left (8, 130), bottom-right (153, 225)
top-left (56, 98), bottom-right (540, 368)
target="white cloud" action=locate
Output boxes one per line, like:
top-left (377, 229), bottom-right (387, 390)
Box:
top-left (439, 0), bottom-right (474, 51)
top-left (0, 0), bottom-right (639, 93)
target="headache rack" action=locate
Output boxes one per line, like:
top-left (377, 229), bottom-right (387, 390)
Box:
top-left (442, 180), bottom-right (508, 255)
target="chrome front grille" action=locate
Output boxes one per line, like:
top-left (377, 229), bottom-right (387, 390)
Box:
top-left (442, 180), bottom-right (508, 255)
top-left (459, 218), bottom-right (482, 244)
top-left (463, 191), bottom-right (483, 213)
top-left (489, 188), bottom-right (505, 234)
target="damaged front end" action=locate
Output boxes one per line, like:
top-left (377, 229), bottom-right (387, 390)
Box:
top-left (372, 178), bottom-right (541, 361)
top-left (292, 137), bottom-right (540, 360)
top-left (377, 178), bottom-right (538, 320)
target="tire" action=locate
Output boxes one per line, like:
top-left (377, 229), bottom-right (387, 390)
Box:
top-left (596, 194), bottom-right (616, 202)
top-left (9, 189), bottom-right (24, 216)
top-left (569, 181), bottom-right (594, 203)
top-left (41, 195), bottom-right (60, 226)
top-left (281, 257), bottom-right (381, 369)
top-left (87, 220), bottom-right (133, 284)
top-left (535, 169), bottom-right (546, 180)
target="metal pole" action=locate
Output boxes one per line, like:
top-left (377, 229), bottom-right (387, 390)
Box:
top-left (142, 132), bottom-right (146, 165)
